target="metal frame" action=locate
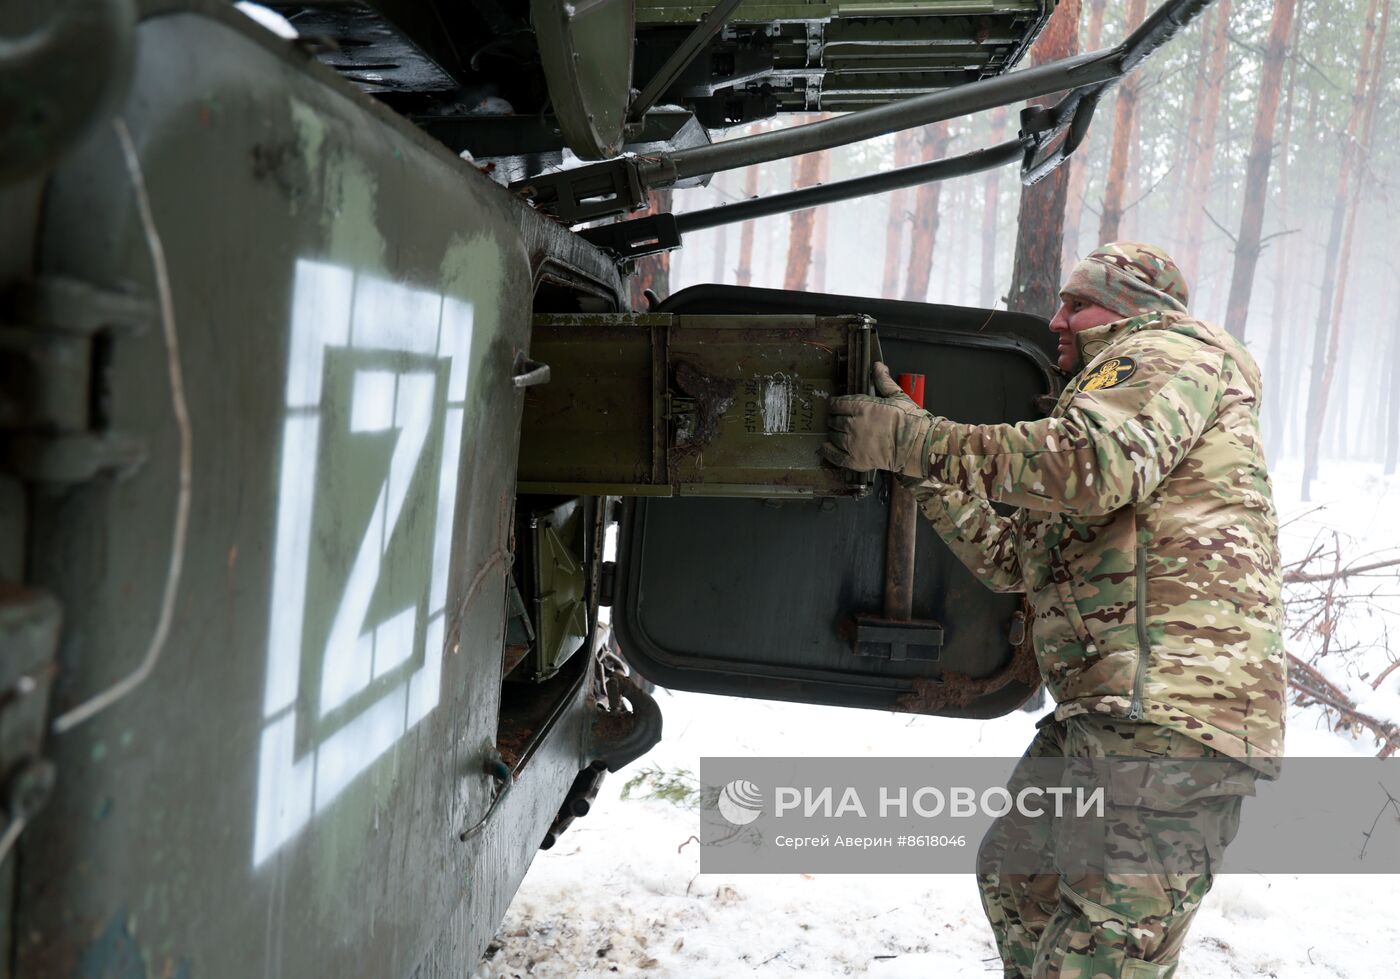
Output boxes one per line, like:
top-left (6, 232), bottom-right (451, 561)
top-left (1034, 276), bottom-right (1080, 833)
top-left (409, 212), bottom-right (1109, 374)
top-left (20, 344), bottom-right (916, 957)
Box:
top-left (516, 0), bottom-right (1214, 227)
top-left (626, 0), bottom-right (745, 123)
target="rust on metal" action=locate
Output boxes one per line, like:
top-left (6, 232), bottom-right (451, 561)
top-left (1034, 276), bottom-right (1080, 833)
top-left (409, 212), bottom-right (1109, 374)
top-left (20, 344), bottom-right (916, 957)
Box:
top-left (895, 602), bottom-right (1039, 712)
top-left (883, 480), bottom-right (919, 620)
top-left (671, 359), bottom-right (735, 453)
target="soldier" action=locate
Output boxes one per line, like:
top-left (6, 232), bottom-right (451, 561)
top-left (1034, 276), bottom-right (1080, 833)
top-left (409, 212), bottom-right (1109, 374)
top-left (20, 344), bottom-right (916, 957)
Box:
top-left (821, 242), bottom-right (1285, 978)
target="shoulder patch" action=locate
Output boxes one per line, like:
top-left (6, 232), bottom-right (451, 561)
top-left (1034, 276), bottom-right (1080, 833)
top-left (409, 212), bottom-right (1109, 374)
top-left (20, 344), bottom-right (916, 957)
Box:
top-left (1078, 356), bottom-right (1137, 393)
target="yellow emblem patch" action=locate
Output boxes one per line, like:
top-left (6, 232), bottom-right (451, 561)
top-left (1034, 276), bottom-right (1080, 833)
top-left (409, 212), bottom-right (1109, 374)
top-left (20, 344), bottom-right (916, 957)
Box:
top-left (1079, 356), bottom-right (1137, 392)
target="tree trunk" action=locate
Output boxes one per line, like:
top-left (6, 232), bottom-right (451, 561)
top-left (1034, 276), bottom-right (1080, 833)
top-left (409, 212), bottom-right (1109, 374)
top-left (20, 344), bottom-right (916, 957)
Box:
top-left (1387, 305), bottom-right (1400, 474)
top-left (902, 122), bottom-right (952, 302)
top-left (1318, 0), bottom-right (1389, 461)
top-left (783, 141), bottom-right (824, 291)
top-left (1179, 0), bottom-right (1232, 281)
top-left (882, 129), bottom-right (919, 297)
top-left (711, 223), bottom-right (729, 283)
top-left (1222, 0), bottom-right (1298, 340)
top-left (628, 189), bottom-right (672, 309)
top-left (1262, 6), bottom-right (1303, 460)
top-left (1061, 0), bottom-right (1106, 270)
top-left (710, 178), bottom-right (729, 282)
top-left (1170, 2), bottom-right (1218, 256)
top-left (1277, 84), bottom-right (1321, 461)
top-left (951, 179), bottom-right (968, 302)
top-left (981, 108), bottom-right (1007, 306)
top-left (1097, 0), bottom-right (1147, 243)
top-left (1302, 0), bottom-right (1382, 500)
top-left (1008, 0), bottom-right (1082, 317)
top-left (735, 166), bottom-right (760, 287)
top-left (812, 148), bottom-right (832, 291)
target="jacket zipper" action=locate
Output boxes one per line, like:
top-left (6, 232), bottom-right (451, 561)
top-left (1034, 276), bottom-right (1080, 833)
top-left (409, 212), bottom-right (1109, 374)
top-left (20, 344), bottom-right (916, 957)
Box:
top-left (1128, 543), bottom-right (1149, 721)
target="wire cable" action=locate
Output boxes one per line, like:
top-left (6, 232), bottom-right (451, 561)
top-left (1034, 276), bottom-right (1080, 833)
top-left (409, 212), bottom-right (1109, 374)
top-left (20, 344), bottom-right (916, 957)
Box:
top-left (52, 117), bottom-right (192, 734)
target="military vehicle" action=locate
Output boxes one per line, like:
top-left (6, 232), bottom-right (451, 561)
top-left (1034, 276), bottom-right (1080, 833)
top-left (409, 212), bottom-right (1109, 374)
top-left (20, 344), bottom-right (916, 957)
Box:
top-left (0, 0), bottom-right (1212, 974)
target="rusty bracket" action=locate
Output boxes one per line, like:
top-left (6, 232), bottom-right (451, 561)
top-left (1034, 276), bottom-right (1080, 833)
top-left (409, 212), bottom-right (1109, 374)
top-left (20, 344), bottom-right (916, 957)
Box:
top-left (586, 676), bottom-right (662, 773)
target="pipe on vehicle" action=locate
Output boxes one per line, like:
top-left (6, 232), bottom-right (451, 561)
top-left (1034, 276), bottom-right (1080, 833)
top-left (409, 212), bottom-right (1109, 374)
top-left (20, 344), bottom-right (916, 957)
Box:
top-left (638, 0), bottom-right (1215, 188)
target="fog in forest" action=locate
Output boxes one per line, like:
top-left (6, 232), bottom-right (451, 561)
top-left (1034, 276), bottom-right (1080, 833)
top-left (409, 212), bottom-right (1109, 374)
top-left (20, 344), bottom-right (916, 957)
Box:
top-left (646, 0), bottom-right (1398, 495)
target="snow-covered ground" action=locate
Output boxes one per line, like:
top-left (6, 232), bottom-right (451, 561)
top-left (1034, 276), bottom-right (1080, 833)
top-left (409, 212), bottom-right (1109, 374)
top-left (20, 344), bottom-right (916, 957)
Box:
top-left (476, 460), bottom-right (1400, 978)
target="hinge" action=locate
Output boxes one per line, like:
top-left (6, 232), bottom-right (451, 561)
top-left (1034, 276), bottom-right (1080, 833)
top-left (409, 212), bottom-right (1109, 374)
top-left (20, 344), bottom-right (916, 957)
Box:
top-left (1, 275), bottom-right (150, 483)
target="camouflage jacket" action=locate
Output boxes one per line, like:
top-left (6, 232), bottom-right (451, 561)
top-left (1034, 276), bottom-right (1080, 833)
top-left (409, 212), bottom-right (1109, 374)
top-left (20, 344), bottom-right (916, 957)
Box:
top-left (910, 311), bottom-right (1285, 767)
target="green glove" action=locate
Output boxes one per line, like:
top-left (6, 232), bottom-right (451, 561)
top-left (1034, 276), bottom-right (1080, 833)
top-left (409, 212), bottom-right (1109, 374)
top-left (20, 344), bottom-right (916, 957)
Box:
top-left (822, 362), bottom-right (934, 477)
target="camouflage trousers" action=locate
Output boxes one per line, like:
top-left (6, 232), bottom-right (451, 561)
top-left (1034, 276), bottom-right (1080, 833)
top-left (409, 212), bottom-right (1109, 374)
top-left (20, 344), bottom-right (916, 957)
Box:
top-left (976, 715), bottom-right (1256, 979)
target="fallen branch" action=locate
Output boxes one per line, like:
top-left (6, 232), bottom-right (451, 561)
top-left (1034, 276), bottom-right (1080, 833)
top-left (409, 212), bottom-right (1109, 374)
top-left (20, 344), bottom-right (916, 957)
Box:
top-left (1373, 658), bottom-right (1400, 691)
top-left (1289, 653), bottom-right (1400, 757)
top-left (1284, 556), bottom-right (1400, 585)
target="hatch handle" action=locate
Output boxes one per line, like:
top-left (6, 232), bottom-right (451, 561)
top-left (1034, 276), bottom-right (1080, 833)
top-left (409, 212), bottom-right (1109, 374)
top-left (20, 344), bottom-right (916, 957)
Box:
top-left (512, 356), bottom-right (551, 389)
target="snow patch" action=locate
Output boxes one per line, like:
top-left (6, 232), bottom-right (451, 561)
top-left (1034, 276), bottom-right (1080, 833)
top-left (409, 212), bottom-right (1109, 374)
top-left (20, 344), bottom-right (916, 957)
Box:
top-left (236, 2), bottom-right (298, 39)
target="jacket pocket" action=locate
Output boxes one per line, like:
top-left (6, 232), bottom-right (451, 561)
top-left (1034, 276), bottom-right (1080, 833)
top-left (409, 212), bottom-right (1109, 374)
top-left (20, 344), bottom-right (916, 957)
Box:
top-left (1048, 551), bottom-right (1098, 655)
top-left (1059, 510), bottom-right (1139, 655)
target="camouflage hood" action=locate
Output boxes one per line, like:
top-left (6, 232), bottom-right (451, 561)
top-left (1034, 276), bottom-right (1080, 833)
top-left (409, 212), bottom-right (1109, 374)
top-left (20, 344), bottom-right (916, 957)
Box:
top-left (1062, 241), bottom-right (1189, 319)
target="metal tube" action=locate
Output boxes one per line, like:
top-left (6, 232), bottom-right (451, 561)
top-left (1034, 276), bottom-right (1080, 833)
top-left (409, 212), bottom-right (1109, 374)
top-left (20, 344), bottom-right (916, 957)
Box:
top-left (674, 139), bottom-right (1022, 234)
top-left (641, 0), bottom-right (1214, 186)
top-left (884, 486), bottom-right (919, 620)
top-left (628, 0), bottom-right (745, 122)
top-left (651, 50), bottom-right (1116, 183)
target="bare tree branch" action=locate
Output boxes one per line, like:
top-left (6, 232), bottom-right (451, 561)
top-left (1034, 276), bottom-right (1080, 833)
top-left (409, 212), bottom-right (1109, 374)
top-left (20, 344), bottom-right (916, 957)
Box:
top-left (1203, 207), bottom-right (1239, 245)
top-left (1285, 556), bottom-right (1400, 584)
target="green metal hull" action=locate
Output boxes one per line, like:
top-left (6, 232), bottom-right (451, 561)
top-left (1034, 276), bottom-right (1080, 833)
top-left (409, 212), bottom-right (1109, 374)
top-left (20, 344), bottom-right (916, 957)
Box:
top-left (10, 4), bottom-right (621, 975)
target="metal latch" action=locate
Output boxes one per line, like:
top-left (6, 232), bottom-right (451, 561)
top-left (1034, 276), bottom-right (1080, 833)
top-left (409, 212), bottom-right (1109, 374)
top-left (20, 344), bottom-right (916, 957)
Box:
top-left (851, 615), bottom-right (945, 662)
top-left (1, 275), bottom-right (150, 483)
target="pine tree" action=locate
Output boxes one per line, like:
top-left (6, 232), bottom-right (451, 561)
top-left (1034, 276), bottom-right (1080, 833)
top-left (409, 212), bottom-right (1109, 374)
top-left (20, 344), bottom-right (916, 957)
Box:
top-left (1223, 0), bottom-right (1299, 340)
top-left (1008, 0), bottom-right (1082, 316)
top-left (1098, 0), bottom-right (1147, 243)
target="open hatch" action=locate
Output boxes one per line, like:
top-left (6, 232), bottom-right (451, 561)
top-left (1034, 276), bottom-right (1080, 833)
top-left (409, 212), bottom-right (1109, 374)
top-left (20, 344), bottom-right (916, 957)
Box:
top-left (609, 285), bottom-right (1060, 718)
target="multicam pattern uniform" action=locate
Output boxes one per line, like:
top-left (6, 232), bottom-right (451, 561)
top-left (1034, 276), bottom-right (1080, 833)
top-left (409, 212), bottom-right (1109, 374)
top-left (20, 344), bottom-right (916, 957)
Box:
top-left (976, 715), bottom-right (1253, 979)
top-left (904, 306), bottom-right (1284, 978)
top-left (910, 309), bottom-right (1286, 765)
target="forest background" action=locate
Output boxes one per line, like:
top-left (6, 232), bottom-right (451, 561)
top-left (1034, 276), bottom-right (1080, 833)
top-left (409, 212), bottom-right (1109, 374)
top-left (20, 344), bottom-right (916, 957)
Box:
top-left (634, 0), bottom-right (1399, 503)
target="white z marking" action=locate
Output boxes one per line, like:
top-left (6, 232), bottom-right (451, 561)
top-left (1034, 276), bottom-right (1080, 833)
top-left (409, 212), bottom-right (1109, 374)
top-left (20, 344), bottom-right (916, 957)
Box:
top-left (252, 259), bottom-right (474, 867)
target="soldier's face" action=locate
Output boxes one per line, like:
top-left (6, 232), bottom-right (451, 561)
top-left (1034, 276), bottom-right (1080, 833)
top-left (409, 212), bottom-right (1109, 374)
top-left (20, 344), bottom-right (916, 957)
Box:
top-left (1048, 295), bottom-right (1123, 372)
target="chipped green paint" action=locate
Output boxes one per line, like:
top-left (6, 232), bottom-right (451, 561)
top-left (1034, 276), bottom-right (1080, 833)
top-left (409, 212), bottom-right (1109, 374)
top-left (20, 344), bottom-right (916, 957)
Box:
top-left (289, 97), bottom-right (324, 187)
top-left (442, 233), bottom-right (507, 407)
top-left (290, 96), bottom-right (389, 270)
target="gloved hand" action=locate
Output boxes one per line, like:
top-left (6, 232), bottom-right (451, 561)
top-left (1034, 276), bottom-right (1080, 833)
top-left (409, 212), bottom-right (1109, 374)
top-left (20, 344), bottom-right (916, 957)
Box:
top-left (822, 362), bottom-right (935, 477)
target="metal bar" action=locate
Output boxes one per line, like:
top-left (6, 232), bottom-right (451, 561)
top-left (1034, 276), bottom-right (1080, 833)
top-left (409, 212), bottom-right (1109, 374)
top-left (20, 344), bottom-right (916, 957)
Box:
top-left (674, 138), bottom-right (1022, 234)
top-left (641, 0), bottom-right (1214, 186)
top-left (883, 373), bottom-right (924, 622)
top-left (628, 0), bottom-right (745, 123)
top-left (1021, 83), bottom-right (1106, 185)
top-left (515, 0), bottom-right (1210, 219)
top-left (884, 484), bottom-right (918, 620)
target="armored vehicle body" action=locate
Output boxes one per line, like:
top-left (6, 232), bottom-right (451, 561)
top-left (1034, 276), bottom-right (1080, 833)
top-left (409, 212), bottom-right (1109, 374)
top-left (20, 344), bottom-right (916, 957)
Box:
top-left (0, 0), bottom-right (1214, 974)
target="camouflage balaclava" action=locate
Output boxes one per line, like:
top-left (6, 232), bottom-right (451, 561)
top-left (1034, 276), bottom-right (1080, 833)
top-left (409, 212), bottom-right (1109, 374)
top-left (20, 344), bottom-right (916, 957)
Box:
top-left (1062, 241), bottom-right (1189, 318)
